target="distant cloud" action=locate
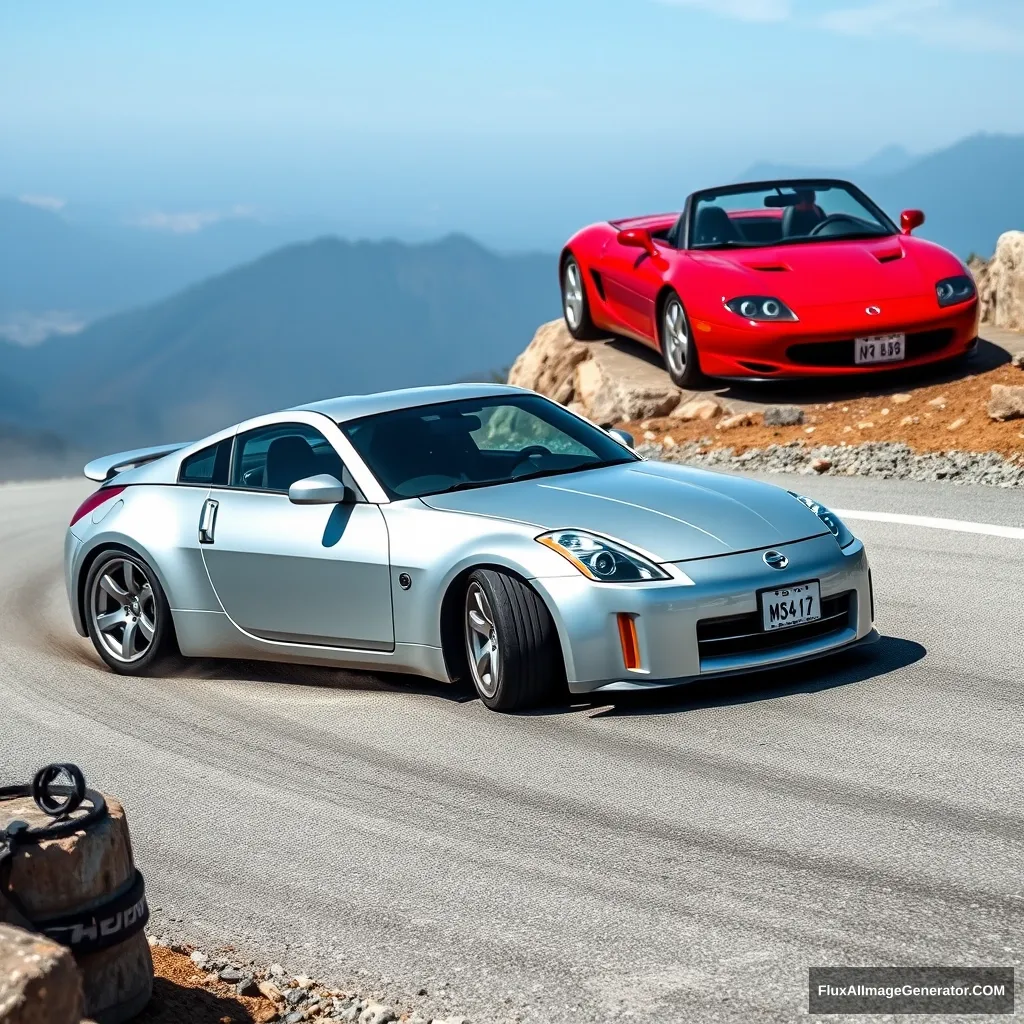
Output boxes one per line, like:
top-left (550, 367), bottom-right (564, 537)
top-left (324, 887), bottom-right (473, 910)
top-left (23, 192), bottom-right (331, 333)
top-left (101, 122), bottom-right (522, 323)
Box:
top-left (656, 0), bottom-right (1024, 51)
top-left (130, 205), bottom-right (257, 234)
top-left (819, 0), bottom-right (1024, 54)
top-left (656, 0), bottom-right (792, 22)
top-left (18, 194), bottom-right (66, 212)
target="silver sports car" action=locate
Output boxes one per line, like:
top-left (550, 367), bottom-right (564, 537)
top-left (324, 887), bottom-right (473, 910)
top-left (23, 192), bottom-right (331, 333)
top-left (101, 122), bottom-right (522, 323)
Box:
top-left (65, 383), bottom-right (877, 710)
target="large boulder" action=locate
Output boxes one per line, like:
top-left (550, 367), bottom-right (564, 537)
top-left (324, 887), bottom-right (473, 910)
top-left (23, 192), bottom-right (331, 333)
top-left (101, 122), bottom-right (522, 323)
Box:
top-left (0, 923), bottom-right (84, 1024)
top-left (506, 320), bottom-right (589, 405)
top-left (507, 320), bottom-right (683, 424)
top-left (573, 356), bottom-right (681, 425)
top-left (970, 231), bottom-right (1024, 329)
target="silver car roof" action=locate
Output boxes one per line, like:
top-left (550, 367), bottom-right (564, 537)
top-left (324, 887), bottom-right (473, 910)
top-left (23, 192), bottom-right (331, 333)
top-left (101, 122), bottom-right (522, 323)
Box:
top-left (295, 382), bottom-right (529, 424)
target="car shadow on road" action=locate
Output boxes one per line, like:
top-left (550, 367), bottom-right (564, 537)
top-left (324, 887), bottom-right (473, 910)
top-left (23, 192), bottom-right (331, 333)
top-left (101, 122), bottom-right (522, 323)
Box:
top-left (169, 656), bottom-right (480, 703)
top-left (155, 635), bottom-right (923, 714)
top-left (604, 331), bottom-right (1008, 407)
top-left (574, 634), bottom-right (926, 719)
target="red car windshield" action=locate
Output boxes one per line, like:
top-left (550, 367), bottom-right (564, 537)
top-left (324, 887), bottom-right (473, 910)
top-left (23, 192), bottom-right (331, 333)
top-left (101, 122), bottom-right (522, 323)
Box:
top-left (689, 180), bottom-right (897, 249)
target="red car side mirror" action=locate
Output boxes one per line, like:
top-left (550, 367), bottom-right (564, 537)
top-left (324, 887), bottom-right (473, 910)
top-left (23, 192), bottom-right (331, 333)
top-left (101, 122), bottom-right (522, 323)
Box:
top-left (900, 209), bottom-right (925, 234)
top-left (617, 228), bottom-right (657, 255)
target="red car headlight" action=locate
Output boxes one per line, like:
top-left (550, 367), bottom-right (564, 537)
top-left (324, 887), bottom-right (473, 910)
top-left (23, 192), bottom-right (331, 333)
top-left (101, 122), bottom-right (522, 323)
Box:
top-left (935, 275), bottom-right (975, 307)
top-left (724, 296), bottom-right (798, 322)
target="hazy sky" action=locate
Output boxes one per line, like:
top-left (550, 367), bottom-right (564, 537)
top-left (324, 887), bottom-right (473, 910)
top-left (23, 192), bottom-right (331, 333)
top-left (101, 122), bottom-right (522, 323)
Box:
top-left (3, 0), bottom-right (1023, 246)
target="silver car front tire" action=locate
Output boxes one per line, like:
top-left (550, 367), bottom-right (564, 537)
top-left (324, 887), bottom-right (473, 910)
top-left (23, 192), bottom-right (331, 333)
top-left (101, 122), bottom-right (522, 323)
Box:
top-left (462, 568), bottom-right (563, 711)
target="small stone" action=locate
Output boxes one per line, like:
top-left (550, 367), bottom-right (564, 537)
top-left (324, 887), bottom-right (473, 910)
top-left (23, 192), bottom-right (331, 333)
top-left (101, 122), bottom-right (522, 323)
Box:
top-left (899, 415), bottom-right (920, 426)
top-left (671, 397), bottom-right (723, 421)
top-left (857, 421), bottom-right (874, 430)
top-left (716, 412), bottom-right (754, 431)
top-left (988, 383), bottom-right (1024, 421)
top-left (662, 435), bottom-right (677, 448)
top-left (237, 977), bottom-right (259, 997)
top-left (810, 458), bottom-right (832, 473)
top-left (927, 395), bottom-right (948, 409)
top-left (804, 426), bottom-right (815, 434)
top-left (1011, 352), bottom-right (1024, 369)
top-left (643, 430), bottom-right (656, 440)
top-left (416, 987), bottom-right (428, 996)
top-left (359, 1003), bottom-right (397, 1024)
top-left (203, 971), bottom-right (219, 984)
top-left (841, 406), bottom-right (849, 412)
top-left (219, 967), bottom-right (246, 983)
top-left (286, 986), bottom-right (307, 1005)
top-left (284, 1013), bottom-right (305, 1024)
top-left (190, 950), bottom-right (208, 966)
top-left (763, 405), bottom-right (804, 426)
top-left (259, 979), bottom-right (284, 1003)
top-left (433, 1017), bottom-right (471, 1024)
top-left (842, 425), bottom-right (853, 433)
top-left (294, 975), bottom-right (315, 990)
top-left (947, 417), bottom-right (967, 430)
top-left (891, 393), bottom-right (912, 404)
top-left (880, 408), bottom-right (890, 415)
top-left (270, 963), bottom-right (286, 978)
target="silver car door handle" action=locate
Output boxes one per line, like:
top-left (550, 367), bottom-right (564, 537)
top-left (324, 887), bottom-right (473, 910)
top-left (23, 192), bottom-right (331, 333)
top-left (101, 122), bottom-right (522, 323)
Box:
top-left (199, 499), bottom-right (219, 544)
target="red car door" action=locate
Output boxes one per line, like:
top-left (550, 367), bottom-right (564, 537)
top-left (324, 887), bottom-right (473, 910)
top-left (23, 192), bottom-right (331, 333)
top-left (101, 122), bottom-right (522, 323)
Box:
top-left (598, 236), bottom-right (668, 342)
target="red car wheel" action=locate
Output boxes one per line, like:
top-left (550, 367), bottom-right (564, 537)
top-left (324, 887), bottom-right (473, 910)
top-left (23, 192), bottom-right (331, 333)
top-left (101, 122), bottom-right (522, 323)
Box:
top-left (660, 292), bottom-right (702, 387)
top-left (561, 256), bottom-right (599, 340)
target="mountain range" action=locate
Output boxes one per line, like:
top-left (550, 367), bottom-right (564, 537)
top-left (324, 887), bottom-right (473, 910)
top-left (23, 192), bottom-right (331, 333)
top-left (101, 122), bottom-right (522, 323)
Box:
top-left (739, 132), bottom-right (1024, 261)
top-left (1, 130), bottom-right (1021, 471)
top-left (0, 199), bottom-right (317, 343)
top-left (0, 234), bottom-right (557, 454)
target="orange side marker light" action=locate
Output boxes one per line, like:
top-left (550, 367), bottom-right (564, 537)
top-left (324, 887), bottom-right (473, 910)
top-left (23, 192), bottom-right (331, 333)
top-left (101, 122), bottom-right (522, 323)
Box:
top-left (617, 613), bottom-right (640, 670)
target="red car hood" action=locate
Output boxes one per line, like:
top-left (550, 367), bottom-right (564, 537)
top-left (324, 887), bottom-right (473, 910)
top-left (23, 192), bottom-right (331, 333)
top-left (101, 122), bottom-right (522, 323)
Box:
top-left (689, 236), bottom-right (945, 308)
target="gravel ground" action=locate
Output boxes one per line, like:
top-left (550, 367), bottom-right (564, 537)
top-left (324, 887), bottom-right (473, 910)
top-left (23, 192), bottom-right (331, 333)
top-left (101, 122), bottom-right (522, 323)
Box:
top-left (637, 439), bottom-right (1024, 486)
top-left (143, 937), bottom-right (470, 1024)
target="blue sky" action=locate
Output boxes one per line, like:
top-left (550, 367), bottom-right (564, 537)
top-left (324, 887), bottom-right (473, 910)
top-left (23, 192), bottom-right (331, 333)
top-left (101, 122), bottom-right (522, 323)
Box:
top-left (2, 0), bottom-right (1023, 247)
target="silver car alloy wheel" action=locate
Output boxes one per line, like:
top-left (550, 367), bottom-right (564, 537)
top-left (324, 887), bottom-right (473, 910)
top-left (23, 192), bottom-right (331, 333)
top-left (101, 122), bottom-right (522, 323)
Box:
top-left (90, 558), bottom-right (157, 663)
top-left (465, 581), bottom-right (500, 699)
top-left (663, 297), bottom-right (689, 376)
top-left (563, 260), bottom-right (584, 329)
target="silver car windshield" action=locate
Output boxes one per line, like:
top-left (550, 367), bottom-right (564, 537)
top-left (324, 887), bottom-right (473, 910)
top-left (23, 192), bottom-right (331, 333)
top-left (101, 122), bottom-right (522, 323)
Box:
top-left (341, 394), bottom-right (638, 499)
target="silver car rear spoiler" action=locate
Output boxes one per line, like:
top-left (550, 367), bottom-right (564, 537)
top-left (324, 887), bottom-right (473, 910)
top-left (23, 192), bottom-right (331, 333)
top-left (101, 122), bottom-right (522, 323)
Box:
top-left (84, 442), bottom-right (192, 483)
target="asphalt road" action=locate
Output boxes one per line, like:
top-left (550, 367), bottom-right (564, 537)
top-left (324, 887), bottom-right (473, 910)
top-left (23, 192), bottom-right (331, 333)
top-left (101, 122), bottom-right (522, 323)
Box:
top-left (1, 475), bottom-right (1021, 1024)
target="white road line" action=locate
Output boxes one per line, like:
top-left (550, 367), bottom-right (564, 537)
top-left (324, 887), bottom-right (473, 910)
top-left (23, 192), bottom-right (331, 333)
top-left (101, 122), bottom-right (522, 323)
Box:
top-left (834, 509), bottom-right (1024, 540)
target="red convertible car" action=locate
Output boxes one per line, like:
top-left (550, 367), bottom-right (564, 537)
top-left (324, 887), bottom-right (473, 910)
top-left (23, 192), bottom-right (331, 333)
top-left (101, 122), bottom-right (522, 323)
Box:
top-left (560, 178), bottom-right (979, 385)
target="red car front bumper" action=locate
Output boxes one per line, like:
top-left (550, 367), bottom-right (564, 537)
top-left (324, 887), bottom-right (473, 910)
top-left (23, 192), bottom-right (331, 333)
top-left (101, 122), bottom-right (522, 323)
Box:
top-left (692, 298), bottom-right (979, 379)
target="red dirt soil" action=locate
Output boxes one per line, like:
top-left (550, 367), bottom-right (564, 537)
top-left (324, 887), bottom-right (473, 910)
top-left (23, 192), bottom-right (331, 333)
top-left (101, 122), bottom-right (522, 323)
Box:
top-left (138, 946), bottom-right (278, 1024)
top-left (620, 364), bottom-right (1024, 459)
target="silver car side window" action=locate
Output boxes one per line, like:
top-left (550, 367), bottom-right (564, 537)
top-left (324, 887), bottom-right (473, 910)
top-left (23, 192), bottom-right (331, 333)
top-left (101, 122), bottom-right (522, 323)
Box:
top-left (231, 422), bottom-right (346, 493)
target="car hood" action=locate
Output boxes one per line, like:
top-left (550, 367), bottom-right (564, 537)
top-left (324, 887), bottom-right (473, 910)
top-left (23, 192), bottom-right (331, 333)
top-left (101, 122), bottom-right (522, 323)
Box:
top-left (690, 235), bottom-right (954, 306)
top-left (418, 460), bottom-right (831, 562)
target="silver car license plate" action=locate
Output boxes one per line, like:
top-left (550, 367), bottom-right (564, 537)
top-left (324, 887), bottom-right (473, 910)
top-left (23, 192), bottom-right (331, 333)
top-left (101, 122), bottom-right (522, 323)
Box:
top-left (760, 580), bottom-right (821, 632)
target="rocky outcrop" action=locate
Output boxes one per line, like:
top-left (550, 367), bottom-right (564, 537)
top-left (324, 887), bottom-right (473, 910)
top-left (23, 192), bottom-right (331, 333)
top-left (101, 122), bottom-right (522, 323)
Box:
top-left (970, 231), bottom-right (1024, 329)
top-left (508, 320), bottom-right (684, 424)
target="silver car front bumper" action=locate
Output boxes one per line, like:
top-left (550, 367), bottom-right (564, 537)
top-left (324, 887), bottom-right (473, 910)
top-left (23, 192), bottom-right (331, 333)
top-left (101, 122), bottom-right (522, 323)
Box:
top-left (533, 533), bottom-right (874, 695)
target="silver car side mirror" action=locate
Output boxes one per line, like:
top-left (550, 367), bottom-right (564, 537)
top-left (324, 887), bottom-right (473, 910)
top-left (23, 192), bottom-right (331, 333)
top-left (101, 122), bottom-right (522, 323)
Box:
top-left (606, 427), bottom-right (635, 449)
top-left (288, 474), bottom-right (352, 505)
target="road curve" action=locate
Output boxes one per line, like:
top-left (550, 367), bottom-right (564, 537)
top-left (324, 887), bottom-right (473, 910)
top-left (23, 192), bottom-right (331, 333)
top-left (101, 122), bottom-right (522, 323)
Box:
top-left (1, 476), bottom-right (1021, 1024)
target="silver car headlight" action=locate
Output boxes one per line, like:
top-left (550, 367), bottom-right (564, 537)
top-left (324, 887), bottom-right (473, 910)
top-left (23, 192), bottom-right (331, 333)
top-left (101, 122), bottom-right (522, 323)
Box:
top-left (537, 529), bottom-right (669, 582)
top-left (789, 492), bottom-right (856, 549)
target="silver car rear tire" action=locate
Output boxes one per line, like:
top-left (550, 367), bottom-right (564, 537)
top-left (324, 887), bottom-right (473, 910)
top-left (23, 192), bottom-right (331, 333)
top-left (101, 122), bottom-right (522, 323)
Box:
top-left (463, 568), bottom-right (563, 711)
top-left (84, 551), bottom-right (175, 674)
